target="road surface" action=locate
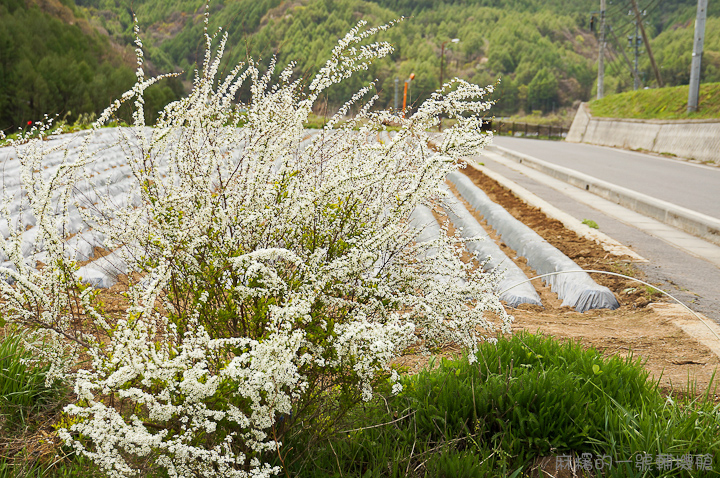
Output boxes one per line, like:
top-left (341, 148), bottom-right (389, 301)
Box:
top-left (493, 136), bottom-right (720, 219)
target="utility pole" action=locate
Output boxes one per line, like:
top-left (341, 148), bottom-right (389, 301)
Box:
top-left (608, 25), bottom-right (641, 88)
top-left (627, 10), bottom-right (643, 90)
top-left (630, 0), bottom-right (663, 87)
top-left (688, 0), bottom-right (707, 113)
top-left (394, 77), bottom-right (399, 113)
top-left (597, 0), bottom-right (606, 99)
top-left (634, 18), bottom-right (640, 90)
top-left (402, 73), bottom-right (415, 119)
top-left (439, 38), bottom-right (459, 132)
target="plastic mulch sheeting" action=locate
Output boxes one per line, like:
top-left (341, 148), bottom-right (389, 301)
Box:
top-left (76, 245), bottom-right (131, 289)
top-left (440, 185), bottom-right (542, 308)
top-left (409, 204), bottom-right (442, 260)
top-left (448, 171), bottom-right (619, 312)
top-left (409, 204), bottom-right (467, 285)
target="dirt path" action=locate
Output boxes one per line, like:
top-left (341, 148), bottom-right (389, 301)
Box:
top-left (453, 166), bottom-right (720, 396)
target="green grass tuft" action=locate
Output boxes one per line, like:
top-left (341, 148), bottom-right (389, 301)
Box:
top-left (582, 219), bottom-right (599, 229)
top-left (0, 331), bottom-right (64, 430)
top-left (275, 332), bottom-right (720, 477)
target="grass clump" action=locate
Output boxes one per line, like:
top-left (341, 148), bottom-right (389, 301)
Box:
top-left (582, 219), bottom-right (599, 229)
top-left (276, 332), bottom-right (719, 477)
top-left (589, 83), bottom-right (720, 120)
top-left (0, 456), bottom-right (106, 478)
top-left (0, 331), bottom-right (64, 429)
top-left (0, 330), bottom-right (87, 477)
top-left (405, 333), bottom-right (655, 461)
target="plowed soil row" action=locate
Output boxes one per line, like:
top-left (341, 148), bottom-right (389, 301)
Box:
top-left (452, 166), bottom-right (720, 395)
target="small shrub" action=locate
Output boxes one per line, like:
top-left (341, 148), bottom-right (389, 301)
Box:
top-left (0, 13), bottom-right (504, 478)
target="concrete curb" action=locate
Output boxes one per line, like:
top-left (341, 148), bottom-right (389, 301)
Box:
top-left (486, 144), bottom-right (720, 248)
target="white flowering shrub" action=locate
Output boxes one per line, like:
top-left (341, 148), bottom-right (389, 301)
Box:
top-left (0, 14), bottom-right (510, 478)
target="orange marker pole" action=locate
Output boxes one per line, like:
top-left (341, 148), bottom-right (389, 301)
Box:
top-left (402, 73), bottom-right (415, 119)
top-left (402, 81), bottom-right (408, 119)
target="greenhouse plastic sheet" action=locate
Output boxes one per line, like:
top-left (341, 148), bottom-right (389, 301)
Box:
top-left (0, 128), bottom-right (345, 289)
top-left (408, 204), bottom-right (467, 286)
top-left (76, 246), bottom-right (131, 289)
top-left (440, 186), bottom-right (542, 308)
top-left (0, 129), bottom-right (143, 288)
top-left (448, 171), bottom-right (619, 312)
top-left (2, 128), bottom-right (614, 308)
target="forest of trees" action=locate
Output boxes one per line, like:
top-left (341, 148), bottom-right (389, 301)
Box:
top-left (0, 0), bottom-right (182, 133)
top-left (2, 0), bottom-right (719, 132)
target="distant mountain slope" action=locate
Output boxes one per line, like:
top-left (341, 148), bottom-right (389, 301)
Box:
top-left (75, 0), bottom-right (720, 113)
top-left (0, 0), bottom-right (132, 131)
top-left (5, 0), bottom-right (718, 130)
top-left (75, 0), bottom-right (600, 114)
top-left (0, 0), bottom-right (185, 132)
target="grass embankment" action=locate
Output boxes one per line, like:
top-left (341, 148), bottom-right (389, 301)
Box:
top-left (589, 83), bottom-right (720, 120)
top-left (2, 331), bottom-right (719, 476)
top-left (500, 108), bottom-right (577, 128)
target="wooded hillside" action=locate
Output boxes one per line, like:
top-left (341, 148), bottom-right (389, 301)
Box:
top-left (3, 0), bottom-right (718, 131)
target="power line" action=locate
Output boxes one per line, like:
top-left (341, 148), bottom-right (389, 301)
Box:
top-left (607, 24), bottom-right (642, 87)
top-left (630, 0), bottom-right (663, 86)
top-left (608, 0), bottom-right (661, 35)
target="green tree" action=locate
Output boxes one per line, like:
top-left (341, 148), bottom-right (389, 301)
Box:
top-left (527, 67), bottom-right (558, 112)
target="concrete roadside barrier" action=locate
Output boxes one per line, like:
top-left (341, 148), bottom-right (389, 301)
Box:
top-left (566, 102), bottom-right (720, 165)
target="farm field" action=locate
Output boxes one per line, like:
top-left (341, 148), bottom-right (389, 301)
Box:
top-left (415, 164), bottom-right (720, 395)
top-left (3, 127), bottom-right (719, 382)
top-left (3, 127), bottom-right (717, 394)
top-left (1, 127), bottom-right (719, 476)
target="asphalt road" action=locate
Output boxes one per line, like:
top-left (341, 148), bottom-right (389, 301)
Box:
top-left (481, 137), bottom-right (720, 323)
top-left (493, 136), bottom-right (720, 219)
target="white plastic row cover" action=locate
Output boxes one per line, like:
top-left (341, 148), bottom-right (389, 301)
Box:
top-left (440, 185), bottom-right (542, 308)
top-left (448, 171), bottom-right (619, 312)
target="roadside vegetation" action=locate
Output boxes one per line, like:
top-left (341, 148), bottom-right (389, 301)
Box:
top-left (1, 331), bottom-right (718, 476)
top-left (589, 82), bottom-right (720, 120)
top-left (0, 17), bottom-right (506, 478)
top-left (280, 332), bottom-right (720, 477)
top-left (500, 109), bottom-right (577, 128)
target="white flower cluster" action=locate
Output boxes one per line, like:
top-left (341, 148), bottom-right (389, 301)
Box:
top-left (0, 15), bottom-right (510, 478)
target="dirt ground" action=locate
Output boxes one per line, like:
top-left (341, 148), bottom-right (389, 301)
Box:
top-left (447, 166), bottom-right (720, 396)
